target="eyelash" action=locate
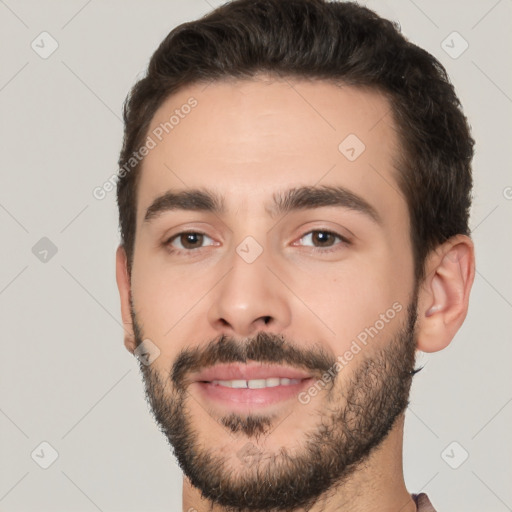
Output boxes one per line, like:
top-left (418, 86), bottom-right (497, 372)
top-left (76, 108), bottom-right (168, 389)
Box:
top-left (163, 229), bottom-right (351, 256)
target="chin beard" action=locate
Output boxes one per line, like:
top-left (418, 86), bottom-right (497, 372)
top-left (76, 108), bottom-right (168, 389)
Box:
top-left (133, 298), bottom-right (418, 512)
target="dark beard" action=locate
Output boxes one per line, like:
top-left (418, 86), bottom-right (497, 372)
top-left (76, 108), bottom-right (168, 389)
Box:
top-left (132, 297), bottom-right (418, 512)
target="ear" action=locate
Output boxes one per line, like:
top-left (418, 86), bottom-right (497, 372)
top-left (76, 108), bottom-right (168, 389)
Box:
top-left (416, 234), bottom-right (475, 353)
top-left (115, 245), bottom-right (136, 354)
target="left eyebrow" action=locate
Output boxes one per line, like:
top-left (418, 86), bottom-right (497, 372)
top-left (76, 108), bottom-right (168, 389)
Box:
top-left (267, 184), bottom-right (381, 225)
top-left (143, 184), bottom-right (381, 225)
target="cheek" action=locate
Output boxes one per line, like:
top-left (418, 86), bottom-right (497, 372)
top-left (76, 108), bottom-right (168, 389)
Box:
top-left (130, 255), bottom-right (216, 362)
top-left (291, 256), bottom-right (410, 354)
top-left (131, 244), bottom-right (211, 316)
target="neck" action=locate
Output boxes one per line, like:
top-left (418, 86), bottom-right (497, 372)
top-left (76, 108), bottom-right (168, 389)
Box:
top-left (182, 414), bottom-right (416, 512)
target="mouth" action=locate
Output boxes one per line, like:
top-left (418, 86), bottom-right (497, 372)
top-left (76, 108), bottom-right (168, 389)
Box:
top-left (208, 377), bottom-right (304, 388)
top-left (190, 363), bottom-right (314, 410)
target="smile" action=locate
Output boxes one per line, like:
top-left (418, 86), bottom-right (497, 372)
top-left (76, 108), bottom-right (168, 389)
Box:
top-left (209, 377), bottom-right (303, 388)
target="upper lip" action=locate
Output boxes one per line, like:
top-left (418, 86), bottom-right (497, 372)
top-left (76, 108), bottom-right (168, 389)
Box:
top-left (192, 363), bottom-right (312, 382)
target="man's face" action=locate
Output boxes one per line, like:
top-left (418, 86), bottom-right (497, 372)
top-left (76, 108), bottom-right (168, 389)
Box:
top-left (125, 77), bottom-right (418, 510)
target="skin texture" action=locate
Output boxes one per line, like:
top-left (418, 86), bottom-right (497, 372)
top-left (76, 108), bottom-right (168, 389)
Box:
top-left (116, 75), bottom-right (475, 512)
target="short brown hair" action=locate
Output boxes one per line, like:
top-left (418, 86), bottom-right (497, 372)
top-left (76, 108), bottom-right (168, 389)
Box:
top-left (117, 0), bottom-right (474, 281)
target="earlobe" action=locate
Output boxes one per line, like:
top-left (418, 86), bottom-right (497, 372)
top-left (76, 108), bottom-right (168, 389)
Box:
top-left (115, 245), bottom-right (136, 354)
top-left (416, 235), bottom-right (475, 353)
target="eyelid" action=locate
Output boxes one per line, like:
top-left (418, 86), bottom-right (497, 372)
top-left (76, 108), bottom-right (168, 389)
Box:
top-left (161, 221), bottom-right (217, 244)
top-left (291, 221), bottom-right (353, 244)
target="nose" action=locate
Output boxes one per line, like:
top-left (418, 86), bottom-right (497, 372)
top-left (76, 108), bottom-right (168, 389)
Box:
top-left (206, 246), bottom-right (292, 338)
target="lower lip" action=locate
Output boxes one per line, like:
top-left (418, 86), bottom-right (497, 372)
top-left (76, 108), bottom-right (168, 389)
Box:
top-left (193, 379), bottom-right (313, 411)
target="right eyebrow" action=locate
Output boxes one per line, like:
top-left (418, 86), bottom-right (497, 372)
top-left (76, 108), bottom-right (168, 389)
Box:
top-left (144, 188), bottom-right (226, 223)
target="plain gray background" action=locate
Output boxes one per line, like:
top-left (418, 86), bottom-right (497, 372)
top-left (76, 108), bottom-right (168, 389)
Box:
top-left (0, 0), bottom-right (511, 511)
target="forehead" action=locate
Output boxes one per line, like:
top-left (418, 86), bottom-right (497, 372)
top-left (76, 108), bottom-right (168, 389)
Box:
top-left (136, 76), bottom-right (405, 224)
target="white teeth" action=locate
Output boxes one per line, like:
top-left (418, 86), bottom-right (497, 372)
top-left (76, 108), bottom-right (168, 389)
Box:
top-left (248, 379), bottom-right (267, 389)
top-left (264, 378), bottom-right (281, 388)
top-left (231, 380), bottom-right (248, 389)
top-left (211, 378), bottom-right (302, 388)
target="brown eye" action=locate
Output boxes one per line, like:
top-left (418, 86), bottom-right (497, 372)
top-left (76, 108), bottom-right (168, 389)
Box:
top-left (178, 233), bottom-right (204, 249)
top-left (293, 229), bottom-right (351, 255)
top-left (165, 231), bottom-right (215, 254)
top-left (311, 231), bottom-right (337, 247)
top-left (298, 230), bottom-right (348, 248)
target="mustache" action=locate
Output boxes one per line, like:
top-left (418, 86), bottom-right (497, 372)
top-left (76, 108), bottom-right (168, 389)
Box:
top-left (171, 331), bottom-right (337, 391)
